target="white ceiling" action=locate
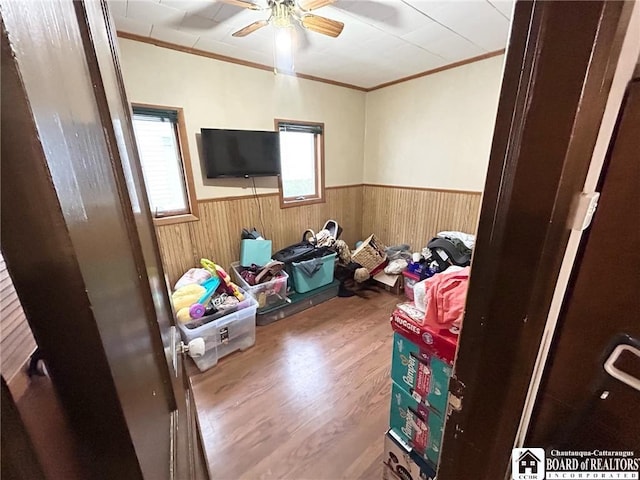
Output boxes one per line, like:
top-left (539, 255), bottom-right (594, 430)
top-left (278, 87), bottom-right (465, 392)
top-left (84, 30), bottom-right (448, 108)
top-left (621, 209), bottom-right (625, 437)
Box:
top-left (109, 0), bottom-right (513, 89)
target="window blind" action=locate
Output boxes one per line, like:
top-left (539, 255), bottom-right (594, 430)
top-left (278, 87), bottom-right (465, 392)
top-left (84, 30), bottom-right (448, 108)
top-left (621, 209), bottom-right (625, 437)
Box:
top-left (278, 122), bottom-right (323, 135)
top-left (132, 106), bottom-right (178, 123)
top-left (132, 110), bottom-right (189, 217)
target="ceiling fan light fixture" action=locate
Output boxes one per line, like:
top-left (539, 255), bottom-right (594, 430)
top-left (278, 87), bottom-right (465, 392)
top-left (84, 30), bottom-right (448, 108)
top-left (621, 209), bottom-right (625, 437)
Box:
top-left (271, 1), bottom-right (292, 28)
top-left (274, 25), bottom-right (293, 51)
top-left (222, 0), bottom-right (343, 71)
top-left (273, 25), bottom-right (295, 73)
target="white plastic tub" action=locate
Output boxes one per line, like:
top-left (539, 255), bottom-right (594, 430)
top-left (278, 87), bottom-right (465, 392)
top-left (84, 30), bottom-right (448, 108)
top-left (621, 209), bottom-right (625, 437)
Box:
top-left (177, 292), bottom-right (258, 372)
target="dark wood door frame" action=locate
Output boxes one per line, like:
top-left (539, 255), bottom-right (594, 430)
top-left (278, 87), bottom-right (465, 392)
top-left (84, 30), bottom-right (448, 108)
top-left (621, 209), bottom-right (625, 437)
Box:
top-left (2, 0), bottom-right (210, 476)
top-left (79, 1), bottom-right (210, 476)
top-left (526, 77), bottom-right (640, 450)
top-left (1, 16), bottom-right (144, 478)
top-left (438, 1), bottom-right (634, 479)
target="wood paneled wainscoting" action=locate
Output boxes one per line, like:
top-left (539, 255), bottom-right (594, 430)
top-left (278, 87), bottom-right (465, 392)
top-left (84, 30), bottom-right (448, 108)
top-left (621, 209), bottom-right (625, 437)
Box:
top-left (155, 185), bottom-right (364, 285)
top-left (0, 252), bottom-right (36, 385)
top-left (361, 184), bottom-right (482, 250)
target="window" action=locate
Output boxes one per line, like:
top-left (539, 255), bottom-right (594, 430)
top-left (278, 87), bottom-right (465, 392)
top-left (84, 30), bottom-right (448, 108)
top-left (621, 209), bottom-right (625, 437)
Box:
top-left (132, 104), bottom-right (198, 224)
top-left (276, 119), bottom-right (325, 208)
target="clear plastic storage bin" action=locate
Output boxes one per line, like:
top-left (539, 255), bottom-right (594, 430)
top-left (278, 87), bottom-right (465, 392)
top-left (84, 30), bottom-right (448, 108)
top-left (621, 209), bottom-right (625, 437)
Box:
top-left (402, 270), bottom-right (421, 301)
top-left (177, 291), bottom-right (258, 372)
top-left (230, 262), bottom-right (289, 312)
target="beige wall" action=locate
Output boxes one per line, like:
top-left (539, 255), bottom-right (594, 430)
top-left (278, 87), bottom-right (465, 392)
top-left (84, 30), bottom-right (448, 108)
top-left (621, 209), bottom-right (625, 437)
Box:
top-left (363, 55), bottom-right (504, 192)
top-left (117, 38), bottom-right (367, 199)
top-left (118, 39), bottom-right (504, 197)
top-left (117, 38), bottom-right (505, 269)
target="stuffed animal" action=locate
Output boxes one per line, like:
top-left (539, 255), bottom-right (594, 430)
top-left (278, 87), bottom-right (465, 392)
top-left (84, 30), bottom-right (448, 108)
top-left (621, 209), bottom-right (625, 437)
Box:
top-left (176, 307), bottom-right (192, 323)
top-left (334, 239), bottom-right (370, 283)
top-left (171, 284), bottom-right (206, 312)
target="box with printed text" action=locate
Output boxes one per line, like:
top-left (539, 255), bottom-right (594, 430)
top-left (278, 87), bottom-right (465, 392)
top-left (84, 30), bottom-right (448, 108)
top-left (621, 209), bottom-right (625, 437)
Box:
top-left (383, 429), bottom-right (436, 480)
top-left (391, 332), bottom-right (452, 416)
top-left (389, 380), bottom-right (445, 467)
top-left (390, 308), bottom-right (458, 364)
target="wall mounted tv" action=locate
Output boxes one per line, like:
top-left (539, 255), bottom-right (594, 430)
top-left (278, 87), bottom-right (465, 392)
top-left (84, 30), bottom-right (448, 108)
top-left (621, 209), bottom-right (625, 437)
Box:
top-left (201, 128), bottom-right (281, 178)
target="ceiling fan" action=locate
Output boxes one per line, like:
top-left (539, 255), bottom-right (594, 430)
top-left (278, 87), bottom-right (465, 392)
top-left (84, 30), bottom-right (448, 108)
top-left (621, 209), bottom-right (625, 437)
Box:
top-left (223, 0), bottom-right (345, 39)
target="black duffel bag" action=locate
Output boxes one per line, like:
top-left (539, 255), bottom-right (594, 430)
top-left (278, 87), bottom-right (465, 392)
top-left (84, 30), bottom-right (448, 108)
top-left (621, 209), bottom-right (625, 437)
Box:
top-left (272, 229), bottom-right (332, 265)
top-left (273, 230), bottom-right (333, 292)
top-left (426, 236), bottom-right (472, 272)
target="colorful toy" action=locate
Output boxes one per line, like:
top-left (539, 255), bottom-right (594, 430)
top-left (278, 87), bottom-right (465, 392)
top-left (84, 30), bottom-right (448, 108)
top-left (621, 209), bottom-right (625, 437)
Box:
top-left (188, 276), bottom-right (221, 319)
top-left (173, 260), bottom-right (246, 323)
top-left (200, 259), bottom-right (244, 301)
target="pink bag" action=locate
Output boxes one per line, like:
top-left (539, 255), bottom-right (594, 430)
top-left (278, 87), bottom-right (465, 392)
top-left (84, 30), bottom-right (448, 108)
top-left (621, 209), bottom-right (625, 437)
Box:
top-left (174, 268), bottom-right (212, 291)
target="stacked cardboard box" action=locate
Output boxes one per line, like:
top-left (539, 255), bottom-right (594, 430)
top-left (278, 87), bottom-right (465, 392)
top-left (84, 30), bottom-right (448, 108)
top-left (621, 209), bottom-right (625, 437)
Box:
top-left (384, 307), bottom-right (459, 474)
top-left (383, 429), bottom-right (436, 480)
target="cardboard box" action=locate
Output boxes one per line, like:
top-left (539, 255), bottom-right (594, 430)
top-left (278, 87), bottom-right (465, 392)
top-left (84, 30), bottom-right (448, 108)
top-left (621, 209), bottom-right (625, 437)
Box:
top-left (389, 381), bottom-right (445, 467)
top-left (391, 332), bottom-right (452, 415)
top-left (390, 308), bottom-right (459, 364)
top-left (383, 429), bottom-right (437, 480)
top-left (373, 271), bottom-right (404, 295)
top-left (382, 463), bottom-right (401, 480)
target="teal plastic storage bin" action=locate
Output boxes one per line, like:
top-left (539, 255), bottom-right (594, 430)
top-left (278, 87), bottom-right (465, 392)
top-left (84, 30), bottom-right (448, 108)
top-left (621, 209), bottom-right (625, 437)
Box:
top-left (291, 253), bottom-right (337, 293)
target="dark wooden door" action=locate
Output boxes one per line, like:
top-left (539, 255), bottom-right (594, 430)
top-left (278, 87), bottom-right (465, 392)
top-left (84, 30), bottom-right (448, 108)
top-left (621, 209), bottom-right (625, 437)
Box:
top-left (526, 78), bottom-right (640, 450)
top-left (1, 0), bottom-right (207, 478)
top-left (438, 1), bottom-right (632, 478)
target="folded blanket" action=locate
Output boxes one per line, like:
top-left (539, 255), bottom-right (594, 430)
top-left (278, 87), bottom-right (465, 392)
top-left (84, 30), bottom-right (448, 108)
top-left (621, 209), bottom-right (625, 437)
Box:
top-left (424, 266), bottom-right (470, 330)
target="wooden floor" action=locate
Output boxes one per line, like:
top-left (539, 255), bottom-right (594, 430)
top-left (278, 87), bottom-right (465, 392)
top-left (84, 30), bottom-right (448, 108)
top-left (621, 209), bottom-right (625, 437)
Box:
top-left (10, 375), bottom-right (91, 480)
top-left (190, 291), bottom-right (399, 480)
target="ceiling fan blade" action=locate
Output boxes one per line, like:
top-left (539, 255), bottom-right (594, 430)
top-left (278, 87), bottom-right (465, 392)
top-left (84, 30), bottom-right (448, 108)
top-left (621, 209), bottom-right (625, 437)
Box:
top-left (232, 19), bottom-right (269, 37)
top-left (219, 0), bottom-right (262, 10)
top-left (301, 14), bottom-right (344, 37)
top-left (298, 0), bottom-right (336, 11)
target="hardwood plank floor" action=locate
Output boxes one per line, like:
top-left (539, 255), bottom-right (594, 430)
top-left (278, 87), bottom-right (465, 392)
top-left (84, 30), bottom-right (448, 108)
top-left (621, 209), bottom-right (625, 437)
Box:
top-left (190, 291), bottom-right (400, 480)
top-left (10, 375), bottom-right (92, 480)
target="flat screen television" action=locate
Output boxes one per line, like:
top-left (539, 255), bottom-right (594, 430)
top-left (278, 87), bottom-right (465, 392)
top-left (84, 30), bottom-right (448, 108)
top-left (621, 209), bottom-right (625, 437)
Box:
top-left (201, 128), bottom-right (281, 178)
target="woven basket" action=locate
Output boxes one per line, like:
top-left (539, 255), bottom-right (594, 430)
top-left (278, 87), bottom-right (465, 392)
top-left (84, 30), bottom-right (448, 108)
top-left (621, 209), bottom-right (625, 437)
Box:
top-left (352, 234), bottom-right (388, 272)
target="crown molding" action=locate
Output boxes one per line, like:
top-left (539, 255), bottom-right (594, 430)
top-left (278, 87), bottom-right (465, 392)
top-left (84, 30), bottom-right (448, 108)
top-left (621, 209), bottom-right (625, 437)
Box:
top-left (366, 49), bottom-right (506, 91)
top-left (116, 31), bottom-right (368, 92)
top-left (117, 31), bottom-right (504, 93)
